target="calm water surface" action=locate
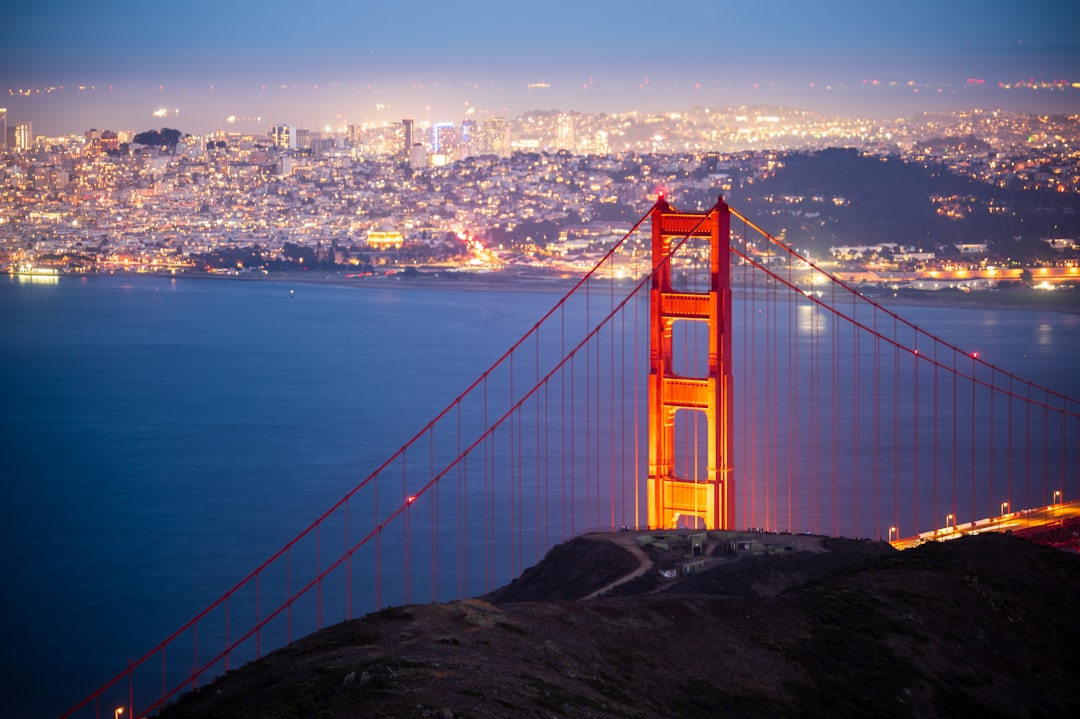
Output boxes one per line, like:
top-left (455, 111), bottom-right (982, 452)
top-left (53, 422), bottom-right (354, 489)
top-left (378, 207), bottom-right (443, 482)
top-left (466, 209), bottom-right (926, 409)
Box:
top-left (1, 273), bottom-right (1078, 717)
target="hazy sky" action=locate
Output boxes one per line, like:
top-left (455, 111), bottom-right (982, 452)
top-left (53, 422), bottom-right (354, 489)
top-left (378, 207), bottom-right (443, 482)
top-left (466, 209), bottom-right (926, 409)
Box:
top-left (3, 0), bottom-right (1078, 135)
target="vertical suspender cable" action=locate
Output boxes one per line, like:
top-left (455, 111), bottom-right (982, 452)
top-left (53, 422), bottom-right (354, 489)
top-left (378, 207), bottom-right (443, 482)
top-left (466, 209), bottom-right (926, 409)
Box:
top-left (561, 307), bottom-right (566, 540)
top-left (634, 273), bottom-right (641, 529)
top-left (511, 350), bottom-right (519, 579)
top-left (811, 280), bottom-right (819, 535)
top-left (852, 297), bottom-right (860, 538)
top-left (483, 375), bottom-right (490, 593)
top-left (893, 316), bottom-right (899, 539)
top-left (570, 353), bottom-right (576, 537)
top-left (742, 226), bottom-right (750, 530)
top-left (374, 482), bottom-right (380, 610)
top-left (431, 430), bottom-right (438, 603)
top-left (586, 286), bottom-right (592, 530)
top-left (933, 342), bottom-right (939, 533)
top-left (970, 354), bottom-right (976, 529)
top-left (952, 349), bottom-right (958, 526)
top-left (989, 370), bottom-right (995, 527)
top-left (913, 337), bottom-right (920, 536)
top-left (345, 499), bottom-right (351, 619)
top-left (831, 280), bottom-right (838, 536)
top-left (788, 247), bottom-right (795, 533)
top-left (1043, 389), bottom-right (1050, 510)
top-left (873, 311), bottom-right (880, 540)
top-left (750, 237), bottom-right (757, 527)
top-left (1008, 376), bottom-right (1013, 522)
top-left (537, 327), bottom-right (543, 562)
top-left (1025, 383), bottom-right (1032, 514)
top-left (457, 404), bottom-right (464, 599)
top-left (611, 269), bottom-right (617, 530)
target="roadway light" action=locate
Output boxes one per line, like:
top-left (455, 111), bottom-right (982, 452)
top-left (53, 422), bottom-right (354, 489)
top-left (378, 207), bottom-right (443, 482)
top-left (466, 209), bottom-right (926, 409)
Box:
top-left (115, 708), bottom-right (124, 719)
top-left (888, 526), bottom-right (897, 543)
top-left (1000, 501), bottom-right (1009, 518)
top-left (1053, 490), bottom-right (1062, 505)
top-left (946, 513), bottom-right (954, 531)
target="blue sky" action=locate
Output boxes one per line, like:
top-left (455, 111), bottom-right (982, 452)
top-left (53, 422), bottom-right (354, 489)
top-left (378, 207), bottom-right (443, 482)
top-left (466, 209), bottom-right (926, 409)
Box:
top-left (3, 0), bottom-right (1078, 134)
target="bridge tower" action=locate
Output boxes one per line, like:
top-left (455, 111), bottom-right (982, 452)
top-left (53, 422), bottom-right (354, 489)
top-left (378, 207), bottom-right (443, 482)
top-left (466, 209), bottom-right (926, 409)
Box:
top-left (647, 196), bottom-right (735, 529)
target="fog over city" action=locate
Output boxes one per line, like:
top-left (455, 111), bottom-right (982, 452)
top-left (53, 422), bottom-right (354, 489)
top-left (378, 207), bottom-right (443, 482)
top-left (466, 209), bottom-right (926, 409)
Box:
top-left (4, 0), bottom-right (1079, 135)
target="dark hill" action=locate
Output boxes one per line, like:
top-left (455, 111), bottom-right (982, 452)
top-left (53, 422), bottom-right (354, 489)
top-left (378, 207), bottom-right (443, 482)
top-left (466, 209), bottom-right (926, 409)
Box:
top-left (158, 533), bottom-right (1080, 718)
top-left (484, 535), bottom-right (641, 603)
top-left (730, 147), bottom-right (1080, 258)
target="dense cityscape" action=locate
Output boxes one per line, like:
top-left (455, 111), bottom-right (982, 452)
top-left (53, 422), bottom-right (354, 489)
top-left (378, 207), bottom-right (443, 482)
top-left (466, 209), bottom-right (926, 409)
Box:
top-left (2, 102), bottom-right (1079, 288)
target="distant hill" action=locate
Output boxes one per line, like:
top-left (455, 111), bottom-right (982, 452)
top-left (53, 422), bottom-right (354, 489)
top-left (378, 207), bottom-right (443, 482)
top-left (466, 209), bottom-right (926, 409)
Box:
top-left (729, 147), bottom-right (1080, 260)
top-left (157, 533), bottom-right (1080, 718)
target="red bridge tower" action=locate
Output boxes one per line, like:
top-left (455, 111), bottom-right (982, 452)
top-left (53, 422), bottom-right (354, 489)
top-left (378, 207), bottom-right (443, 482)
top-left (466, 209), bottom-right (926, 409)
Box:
top-left (647, 196), bottom-right (735, 529)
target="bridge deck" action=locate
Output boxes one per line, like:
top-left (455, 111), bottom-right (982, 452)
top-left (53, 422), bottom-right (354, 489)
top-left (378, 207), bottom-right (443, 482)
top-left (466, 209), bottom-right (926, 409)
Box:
top-left (892, 500), bottom-right (1080, 550)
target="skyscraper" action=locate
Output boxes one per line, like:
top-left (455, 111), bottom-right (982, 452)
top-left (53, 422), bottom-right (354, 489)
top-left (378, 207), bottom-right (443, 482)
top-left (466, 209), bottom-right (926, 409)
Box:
top-left (556, 114), bottom-right (575, 152)
top-left (402, 118), bottom-right (414, 156)
top-left (431, 122), bottom-right (455, 155)
top-left (15, 122), bottom-right (32, 153)
top-left (460, 118), bottom-right (476, 160)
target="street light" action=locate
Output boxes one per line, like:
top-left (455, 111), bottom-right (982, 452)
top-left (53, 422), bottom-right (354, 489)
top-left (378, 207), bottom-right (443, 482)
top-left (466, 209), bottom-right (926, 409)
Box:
top-left (1000, 501), bottom-right (1009, 519)
top-left (888, 526), bottom-right (897, 543)
top-left (1053, 490), bottom-right (1062, 505)
top-left (946, 514), bottom-right (954, 532)
top-left (115, 708), bottom-right (124, 719)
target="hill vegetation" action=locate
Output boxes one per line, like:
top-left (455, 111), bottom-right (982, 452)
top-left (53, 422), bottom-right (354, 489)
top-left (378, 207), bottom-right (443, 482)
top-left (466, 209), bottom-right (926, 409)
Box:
top-left (133, 127), bottom-right (183, 149)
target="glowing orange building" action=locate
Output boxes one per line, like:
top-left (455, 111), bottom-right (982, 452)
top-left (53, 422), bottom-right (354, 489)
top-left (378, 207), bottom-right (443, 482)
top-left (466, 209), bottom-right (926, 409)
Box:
top-left (647, 196), bottom-right (734, 529)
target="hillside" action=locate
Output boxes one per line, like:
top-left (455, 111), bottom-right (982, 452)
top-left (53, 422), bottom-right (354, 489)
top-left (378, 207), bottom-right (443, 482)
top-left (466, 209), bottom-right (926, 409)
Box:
top-left (726, 147), bottom-right (1080, 258)
top-left (158, 533), bottom-right (1080, 718)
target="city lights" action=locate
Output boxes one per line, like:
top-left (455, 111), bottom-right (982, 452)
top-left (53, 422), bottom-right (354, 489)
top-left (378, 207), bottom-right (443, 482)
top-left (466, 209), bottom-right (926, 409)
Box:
top-left (1, 98), bottom-right (1078, 286)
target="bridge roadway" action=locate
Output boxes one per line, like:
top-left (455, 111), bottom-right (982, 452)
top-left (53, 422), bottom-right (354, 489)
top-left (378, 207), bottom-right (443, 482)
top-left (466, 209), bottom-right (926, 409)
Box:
top-left (891, 499), bottom-right (1080, 550)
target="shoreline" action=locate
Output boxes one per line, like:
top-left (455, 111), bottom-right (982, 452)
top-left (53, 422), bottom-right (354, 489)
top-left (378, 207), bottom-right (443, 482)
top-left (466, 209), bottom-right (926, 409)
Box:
top-left (15, 267), bottom-right (1080, 314)
top-left (174, 269), bottom-right (1080, 314)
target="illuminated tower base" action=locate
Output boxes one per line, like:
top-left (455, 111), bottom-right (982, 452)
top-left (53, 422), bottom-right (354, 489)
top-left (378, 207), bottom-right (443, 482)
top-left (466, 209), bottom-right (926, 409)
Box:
top-left (647, 196), bottom-right (734, 530)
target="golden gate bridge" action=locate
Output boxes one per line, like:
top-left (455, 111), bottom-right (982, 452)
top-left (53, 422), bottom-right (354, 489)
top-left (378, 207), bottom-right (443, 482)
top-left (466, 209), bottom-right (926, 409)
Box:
top-left (63, 196), bottom-right (1080, 718)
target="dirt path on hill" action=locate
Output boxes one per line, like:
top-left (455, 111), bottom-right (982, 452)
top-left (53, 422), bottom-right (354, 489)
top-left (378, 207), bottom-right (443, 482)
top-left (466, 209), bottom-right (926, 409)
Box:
top-left (579, 532), bottom-right (653, 600)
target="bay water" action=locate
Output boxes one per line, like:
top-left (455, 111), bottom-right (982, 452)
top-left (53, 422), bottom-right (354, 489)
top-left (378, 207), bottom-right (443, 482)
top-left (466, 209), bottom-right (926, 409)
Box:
top-left (2, 273), bottom-right (1078, 717)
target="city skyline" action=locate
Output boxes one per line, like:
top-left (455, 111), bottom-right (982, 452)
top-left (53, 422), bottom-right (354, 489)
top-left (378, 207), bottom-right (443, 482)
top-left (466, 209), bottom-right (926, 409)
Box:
top-left (3, 0), bottom-right (1079, 136)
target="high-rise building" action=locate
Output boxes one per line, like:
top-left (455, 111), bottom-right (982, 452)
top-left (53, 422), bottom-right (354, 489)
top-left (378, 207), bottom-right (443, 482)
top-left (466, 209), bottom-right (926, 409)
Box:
top-left (556, 114), bottom-right (575, 151)
top-left (402, 118), bottom-right (414, 156)
top-left (431, 122), bottom-right (456, 155)
top-left (0, 108), bottom-right (7, 152)
top-left (460, 118), bottom-right (476, 160)
top-left (15, 122), bottom-right (32, 153)
top-left (480, 117), bottom-right (508, 158)
top-left (346, 124), bottom-right (362, 148)
top-left (271, 125), bottom-right (292, 150)
top-left (409, 143), bottom-right (428, 170)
